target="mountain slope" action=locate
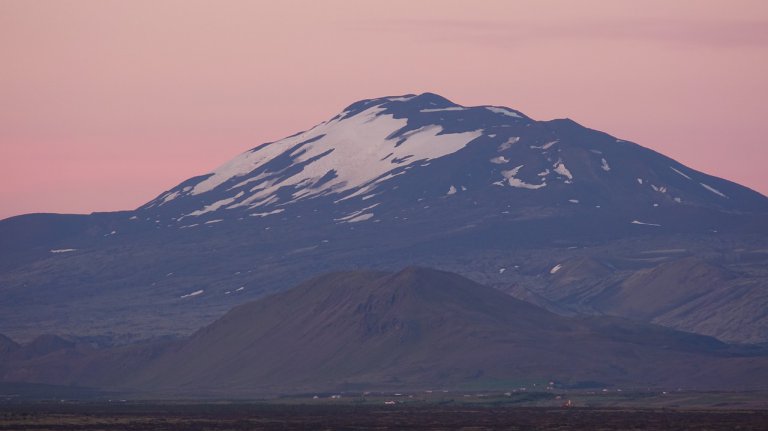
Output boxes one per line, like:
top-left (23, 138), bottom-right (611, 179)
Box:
top-left (125, 268), bottom-right (768, 395)
top-left (4, 267), bottom-right (766, 397)
top-left (0, 93), bottom-right (766, 344)
top-left (143, 93), bottom-right (766, 222)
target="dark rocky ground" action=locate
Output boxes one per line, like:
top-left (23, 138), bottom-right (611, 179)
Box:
top-left (1, 402), bottom-right (768, 431)
top-left (4, 268), bottom-right (768, 395)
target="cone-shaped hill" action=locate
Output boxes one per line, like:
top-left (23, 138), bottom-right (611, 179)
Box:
top-left (128, 267), bottom-right (768, 396)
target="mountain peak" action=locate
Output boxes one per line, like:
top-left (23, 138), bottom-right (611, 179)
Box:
top-left (405, 92), bottom-right (457, 107)
top-left (390, 265), bottom-right (451, 280)
top-left (125, 267), bottom-right (768, 395)
top-left (140, 91), bottom-right (766, 225)
top-left (339, 92), bottom-right (459, 118)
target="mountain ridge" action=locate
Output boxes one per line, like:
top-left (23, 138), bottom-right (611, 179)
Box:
top-left (140, 92), bottom-right (766, 225)
top-left (0, 92), bottom-right (766, 345)
top-left (5, 267), bottom-right (768, 397)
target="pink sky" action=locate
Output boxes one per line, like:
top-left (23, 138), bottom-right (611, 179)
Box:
top-left (1, 0), bottom-right (767, 220)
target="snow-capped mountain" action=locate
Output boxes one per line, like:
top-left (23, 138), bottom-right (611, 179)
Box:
top-left (139, 92), bottom-right (765, 229)
top-left (1, 93), bottom-right (766, 345)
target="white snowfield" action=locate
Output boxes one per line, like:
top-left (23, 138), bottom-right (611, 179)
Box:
top-left (178, 104), bottom-right (482, 215)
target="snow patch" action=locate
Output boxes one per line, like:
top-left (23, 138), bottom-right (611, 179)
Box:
top-left (336, 203), bottom-right (380, 223)
top-left (490, 156), bottom-right (509, 164)
top-left (180, 289), bottom-right (204, 299)
top-left (600, 158), bottom-right (610, 172)
top-left (159, 191), bottom-right (180, 205)
top-left (568, 199), bottom-right (579, 204)
top-left (186, 191), bottom-right (245, 217)
top-left (550, 264), bottom-right (562, 274)
top-left (236, 194), bottom-right (279, 209)
top-left (700, 182), bottom-right (728, 198)
top-left (532, 140), bottom-right (558, 150)
top-left (345, 213), bottom-right (374, 223)
top-left (501, 165), bottom-right (524, 179)
top-left (501, 165), bottom-right (547, 189)
top-left (387, 95), bottom-right (415, 102)
top-left (250, 208), bottom-right (285, 217)
top-left (631, 220), bottom-right (662, 227)
top-left (486, 106), bottom-right (522, 118)
top-left (447, 185), bottom-right (457, 196)
top-left (670, 167), bottom-right (692, 180)
top-left (50, 249), bottom-right (76, 253)
top-left (553, 162), bottom-right (573, 180)
top-left (420, 106), bottom-right (466, 113)
top-left (204, 219), bottom-right (223, 224)
top-left (498, 137), bottom-right (520, 151)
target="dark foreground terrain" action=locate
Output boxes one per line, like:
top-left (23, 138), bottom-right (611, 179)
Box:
top-left (4, 268), bottom-right (768, 395)
top-left (2, 402), bottom-right (768, 431)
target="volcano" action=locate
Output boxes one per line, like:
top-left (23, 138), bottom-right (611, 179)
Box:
top-left (1, 93), bottom-right (766, 344)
